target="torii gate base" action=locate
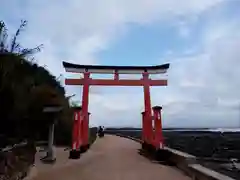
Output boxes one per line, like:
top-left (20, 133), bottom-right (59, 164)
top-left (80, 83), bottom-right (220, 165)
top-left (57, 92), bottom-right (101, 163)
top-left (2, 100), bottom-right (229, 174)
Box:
top-left (69, 106), bottom-right (90, 159)
top-left (63, 61), bottom-right (170, 159)
top-left (141, 106), bottom-right (164, 152)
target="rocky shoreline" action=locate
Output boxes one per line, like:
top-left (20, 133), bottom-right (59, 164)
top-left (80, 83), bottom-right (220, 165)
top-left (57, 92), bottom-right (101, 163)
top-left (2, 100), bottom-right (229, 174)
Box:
top-left (106, 129), bottom-right (240, 179)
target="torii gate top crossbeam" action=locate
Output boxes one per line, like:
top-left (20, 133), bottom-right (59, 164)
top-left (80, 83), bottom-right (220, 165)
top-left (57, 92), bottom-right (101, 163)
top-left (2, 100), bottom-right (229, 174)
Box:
top-left (63, 61), bottom-right (170, 74)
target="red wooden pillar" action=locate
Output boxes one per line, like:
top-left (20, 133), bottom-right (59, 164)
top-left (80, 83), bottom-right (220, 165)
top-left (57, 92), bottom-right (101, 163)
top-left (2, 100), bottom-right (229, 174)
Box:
top-left (79, 112), bottom-right (90, 153)
top-left (72, 110), bottom-right (79, 150)
top-left (141, 112), bottom-right (146, 141)
top-left (77, 109), bottom-right (83, 149)
top-left (152, 106), bottom-right (164, 149)
top-left (87, 112), bottom-right (91, 147)
top-left (81, 72), bottom-right (90, 147)
top-left (70, 106), bottom-right (82, 159)
top-left (142, 72), bottom-right (153, 144)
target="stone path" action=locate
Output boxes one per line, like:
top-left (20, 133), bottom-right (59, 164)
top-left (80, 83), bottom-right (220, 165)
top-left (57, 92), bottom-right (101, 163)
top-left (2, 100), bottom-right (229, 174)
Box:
top-left (28, 135), bottom-right (190, 180)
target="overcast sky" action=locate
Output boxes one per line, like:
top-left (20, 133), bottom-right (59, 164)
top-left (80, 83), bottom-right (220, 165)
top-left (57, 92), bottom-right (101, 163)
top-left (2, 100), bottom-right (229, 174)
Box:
top-left (1, 0), bottom-right (240, 128)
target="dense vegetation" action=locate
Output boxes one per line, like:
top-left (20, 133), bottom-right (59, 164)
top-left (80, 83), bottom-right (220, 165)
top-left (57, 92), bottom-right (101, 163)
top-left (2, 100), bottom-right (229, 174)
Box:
top-left (0, 20), bottom-right (73, 147)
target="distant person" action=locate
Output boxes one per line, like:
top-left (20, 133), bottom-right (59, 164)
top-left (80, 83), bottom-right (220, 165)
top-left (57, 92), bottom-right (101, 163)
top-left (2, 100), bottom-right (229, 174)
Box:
top-left (98, 126), bottom-right (105, 137)
top-left (98, 126), bottom-right (103, 133)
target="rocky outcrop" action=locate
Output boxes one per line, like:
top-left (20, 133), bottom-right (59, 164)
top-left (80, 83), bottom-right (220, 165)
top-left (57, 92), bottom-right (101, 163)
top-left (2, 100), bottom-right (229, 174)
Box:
top-left (0, 142), bottom-right (36, 180)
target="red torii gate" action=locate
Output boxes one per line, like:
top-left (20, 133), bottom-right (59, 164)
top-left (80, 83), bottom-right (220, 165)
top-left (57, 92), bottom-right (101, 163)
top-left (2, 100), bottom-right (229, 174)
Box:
top-left (63, 61), bottom-right (170, 159)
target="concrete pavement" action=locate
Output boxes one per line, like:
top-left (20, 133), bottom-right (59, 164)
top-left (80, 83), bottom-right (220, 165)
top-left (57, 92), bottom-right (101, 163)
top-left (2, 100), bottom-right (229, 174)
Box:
top-left (28, 135), bottom-right (190, 180)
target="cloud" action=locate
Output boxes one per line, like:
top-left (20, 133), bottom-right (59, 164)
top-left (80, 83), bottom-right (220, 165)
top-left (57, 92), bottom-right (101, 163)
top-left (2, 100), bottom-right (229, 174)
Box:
top-left (157, 19), bottom-right (240, 127)
top-left (2, 0), bottom-right (237, 128)
top-left (87, 10), bottom-right (240, 128)
top-left (1, 0), bottom-right (225, 67)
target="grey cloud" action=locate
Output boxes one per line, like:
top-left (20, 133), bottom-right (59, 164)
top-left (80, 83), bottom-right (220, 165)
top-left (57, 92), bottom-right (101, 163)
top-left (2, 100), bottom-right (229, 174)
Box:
top-left (0, 0), bottom-right (231, 127)
top-left (158, 22), bottom-right (240, 127)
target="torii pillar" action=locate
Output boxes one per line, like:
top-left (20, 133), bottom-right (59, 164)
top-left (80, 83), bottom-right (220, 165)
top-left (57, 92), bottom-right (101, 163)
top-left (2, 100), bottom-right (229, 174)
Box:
top-left (69, 106), bottom-right (82, 159)
top-left (152, 106), bottom-right (164, 149)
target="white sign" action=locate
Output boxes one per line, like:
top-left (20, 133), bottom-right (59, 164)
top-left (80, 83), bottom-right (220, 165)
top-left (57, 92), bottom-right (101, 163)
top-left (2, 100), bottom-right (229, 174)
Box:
top-left (75, 113), bottom-right (78, 121)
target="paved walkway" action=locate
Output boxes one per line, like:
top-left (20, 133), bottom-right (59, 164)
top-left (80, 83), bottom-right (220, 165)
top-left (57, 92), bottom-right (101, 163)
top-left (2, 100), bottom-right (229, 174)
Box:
top-left (28, 135), bottom-right (190, 180)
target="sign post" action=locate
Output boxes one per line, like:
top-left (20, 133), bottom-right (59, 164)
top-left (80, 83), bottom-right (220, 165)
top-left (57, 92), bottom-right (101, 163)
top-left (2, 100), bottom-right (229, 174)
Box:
top-left (42, 106), bottom-right (62, 163)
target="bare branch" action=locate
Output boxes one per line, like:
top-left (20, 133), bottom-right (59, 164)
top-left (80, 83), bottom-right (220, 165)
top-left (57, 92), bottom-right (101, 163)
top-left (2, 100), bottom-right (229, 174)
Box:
top-left (10, 20), bottom-right (27, 53)
top-left (18, 44), bottom-right (43, 58)
top-left (0, 20), bottom-right (42, 59)
top-left (0, 21), bottom-right (8, 52)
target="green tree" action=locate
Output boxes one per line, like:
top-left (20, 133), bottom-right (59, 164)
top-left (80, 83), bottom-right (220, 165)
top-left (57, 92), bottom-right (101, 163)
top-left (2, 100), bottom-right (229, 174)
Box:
top-left (0, 20), bottom-right (72, 145)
